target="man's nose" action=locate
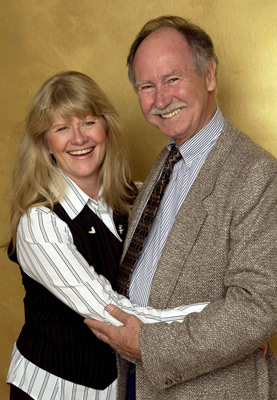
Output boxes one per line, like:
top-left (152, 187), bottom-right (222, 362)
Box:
top-left (154, 85), bottom-right (171, 110)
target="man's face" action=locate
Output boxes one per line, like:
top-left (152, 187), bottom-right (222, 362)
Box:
top-left (133, 28), bottom-right (217, 145)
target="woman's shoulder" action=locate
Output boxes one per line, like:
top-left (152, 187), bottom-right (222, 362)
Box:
top-left (22, 205), bottom-right (55, 219)
top-left (18, 205), bottom-right (73, 243)
top-left (20, 205), bottom-right (68, 228)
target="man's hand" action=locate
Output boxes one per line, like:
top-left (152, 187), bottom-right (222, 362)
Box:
top-left (84, 305), bottom-right (143, 360)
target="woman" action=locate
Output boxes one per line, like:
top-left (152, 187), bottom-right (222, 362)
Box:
top-left (6, 71), bottom-right (207, 400)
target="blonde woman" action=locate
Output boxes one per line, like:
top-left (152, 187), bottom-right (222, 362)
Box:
top-left (6, 71), bottom-right (207, 400)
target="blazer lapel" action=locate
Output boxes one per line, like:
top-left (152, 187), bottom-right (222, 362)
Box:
top-left (148, 118), bottom-right (240, 307)
top-left (148, 180), bottom-right (207, 308)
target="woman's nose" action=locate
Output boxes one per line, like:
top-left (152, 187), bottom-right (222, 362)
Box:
top-left (71, 126), bottom-right (88, 144)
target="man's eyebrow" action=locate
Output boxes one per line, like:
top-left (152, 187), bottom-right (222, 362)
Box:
top-left (135, 79), bottom-right (152, 88)
top-left (162, 70), bottom-right (182, 78)
top-left (135, 70), bottom-right (182, 87)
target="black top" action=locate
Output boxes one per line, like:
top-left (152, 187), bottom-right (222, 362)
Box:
top-left (10, 204), bottom-right (128, 389)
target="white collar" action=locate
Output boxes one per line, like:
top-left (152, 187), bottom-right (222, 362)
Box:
top-left (57, 171), bottom-right (109, 220)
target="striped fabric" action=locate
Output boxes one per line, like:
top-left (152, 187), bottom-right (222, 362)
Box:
top-left (130, 108), bottom-right (225, 307)
top-left (7, 174), bottom-right (208, 399)
top-left (117, 145), bottom-right (182, 297)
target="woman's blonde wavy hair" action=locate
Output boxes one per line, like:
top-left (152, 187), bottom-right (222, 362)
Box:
top-left (8, 71), bottom-right (136, 253)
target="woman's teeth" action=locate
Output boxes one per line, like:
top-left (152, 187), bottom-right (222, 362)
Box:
top-left (69, 148), bottom-right (93, 155)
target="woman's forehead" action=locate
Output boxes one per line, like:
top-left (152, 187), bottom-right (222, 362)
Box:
top-left (51, 107), bottom-right (97, 121)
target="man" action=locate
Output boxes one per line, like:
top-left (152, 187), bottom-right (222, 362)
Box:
top-left (85, 16), bottom-right (277, 399)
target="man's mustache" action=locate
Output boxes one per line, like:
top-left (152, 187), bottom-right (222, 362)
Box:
top-left (150, 102), bottom-right (187, 115)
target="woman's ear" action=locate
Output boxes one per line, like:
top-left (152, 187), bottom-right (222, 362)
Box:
top-left (50, 153), bottom-right (56, 162)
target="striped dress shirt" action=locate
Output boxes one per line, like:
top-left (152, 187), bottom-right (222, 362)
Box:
top-left (7, 174), bottom-right (207, 400)
top-left (130, 108), bottom-right (225, 307)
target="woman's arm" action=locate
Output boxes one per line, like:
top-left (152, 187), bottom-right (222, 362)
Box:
top-left (17, 206), bottom-right (208, 326)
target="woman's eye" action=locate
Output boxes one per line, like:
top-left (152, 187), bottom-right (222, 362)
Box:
top-left (56, 126), bottom-right (67, 132)
top-left (82, 121), bottom-right (95, 129)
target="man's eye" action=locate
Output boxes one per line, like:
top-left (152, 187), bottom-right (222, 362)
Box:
top-left (137, 84), bottom-right (153, 92)
top-left (168, 78), bottom-right (179, 83)
top-left (138, 85), bottom-right (153, 92)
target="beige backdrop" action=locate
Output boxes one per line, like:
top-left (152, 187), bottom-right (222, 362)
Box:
top-left (1, 0), bottom-right (276, 398)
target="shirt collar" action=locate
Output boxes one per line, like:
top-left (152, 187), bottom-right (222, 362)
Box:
top-left (168, 107), bottom-right (225, 164)
top-left (58, 171), bottom-right (107, 220)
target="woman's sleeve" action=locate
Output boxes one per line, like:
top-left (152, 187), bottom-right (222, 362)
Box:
top-left (17, 207), bottom-right (208, 327)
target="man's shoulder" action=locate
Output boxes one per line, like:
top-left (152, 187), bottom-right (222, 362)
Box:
top-left (222, 118), bottom-right (276, 161)
top-left (204, 118), bottom-right (277, 203)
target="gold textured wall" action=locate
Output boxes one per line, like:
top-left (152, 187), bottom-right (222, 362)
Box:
top-left (1, 1), bottom-right (276, 397)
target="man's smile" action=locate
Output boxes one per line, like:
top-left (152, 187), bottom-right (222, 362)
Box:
top-left (160, 108), bottom-right (181, 119)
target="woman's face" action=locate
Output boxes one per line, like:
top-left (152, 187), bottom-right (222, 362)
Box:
top-left (46, 112), bottom-right (107, 192)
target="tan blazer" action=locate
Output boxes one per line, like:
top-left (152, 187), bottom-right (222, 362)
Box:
top-left (117, 118), bottom-right (277, 400)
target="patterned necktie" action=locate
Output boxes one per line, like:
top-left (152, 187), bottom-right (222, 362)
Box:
top-left (117, 145), bottom-right (182, 297)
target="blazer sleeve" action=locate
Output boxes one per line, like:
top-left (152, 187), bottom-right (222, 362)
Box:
top-left (139, 153), bottom-right (277, 389)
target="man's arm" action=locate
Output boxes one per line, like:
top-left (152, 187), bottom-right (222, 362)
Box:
top-left (87, 156), bottom-right (277, 388)
top-left (85, 305), bottom-right (268, 360)
top-left (136, 157), bottom-right (277, 388)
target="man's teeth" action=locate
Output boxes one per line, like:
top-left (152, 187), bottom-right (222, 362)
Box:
top-left (69, 148), bottom-right (93, 155)
top-left (161, 108), bottom-right (181, 119)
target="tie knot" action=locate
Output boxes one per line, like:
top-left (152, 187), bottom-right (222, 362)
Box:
top-left (165, 145), bottom-right (182, 169)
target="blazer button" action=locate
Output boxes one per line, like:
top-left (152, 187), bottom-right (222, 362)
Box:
top-left (165, 378), bottom-right (173, 386)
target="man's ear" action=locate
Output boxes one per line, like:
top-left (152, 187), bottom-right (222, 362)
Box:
top-left (206, 60), bottom-right (217, 92)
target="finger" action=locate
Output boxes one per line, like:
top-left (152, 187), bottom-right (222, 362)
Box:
top-left (106, 304), bottom-right (131, 324)
top-left (84, 318), bottom-right (106, 330)
top-left (84, 319), bottom-right (115, 339)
